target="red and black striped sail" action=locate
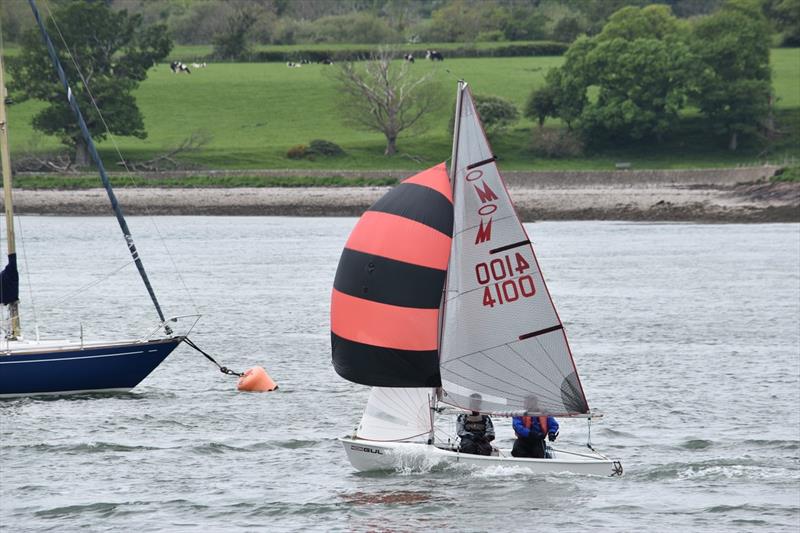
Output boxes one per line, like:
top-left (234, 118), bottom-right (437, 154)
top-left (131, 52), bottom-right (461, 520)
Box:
top-left (331, 163), bottom-right (453, 387)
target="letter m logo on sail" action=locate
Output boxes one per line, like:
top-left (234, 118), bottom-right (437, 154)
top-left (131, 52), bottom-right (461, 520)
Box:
top-left (475, 218), bottom-right (492, 244)
top-left (474, 182), bottom-right (498, 204)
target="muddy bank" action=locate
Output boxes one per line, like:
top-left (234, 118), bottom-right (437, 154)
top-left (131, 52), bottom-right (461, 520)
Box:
top-left (5, 180), bottom-right (798, 222)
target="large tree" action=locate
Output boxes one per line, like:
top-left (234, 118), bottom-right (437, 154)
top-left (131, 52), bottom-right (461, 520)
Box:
top-left (332, 50), bottom-right (445, 156)
top-left (7, 1), bottom-right (171, 166)
top-left (690, 0), bottom-right (773, 151)
top-left (527, 5), bottom-right (694, 143)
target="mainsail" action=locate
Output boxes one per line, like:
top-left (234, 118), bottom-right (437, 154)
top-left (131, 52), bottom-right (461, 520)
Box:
top-left (331, 164), bottom-right (453, 386)
top-left (438, 85), bottom-right (589, 417)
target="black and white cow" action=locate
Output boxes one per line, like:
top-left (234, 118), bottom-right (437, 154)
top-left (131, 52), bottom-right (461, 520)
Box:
top-left (425, 50), bottom-right (444, 61)
top-left (403, 53), bottom-right (415, 63)
top-left (170, 61), bottom-right (191, 74)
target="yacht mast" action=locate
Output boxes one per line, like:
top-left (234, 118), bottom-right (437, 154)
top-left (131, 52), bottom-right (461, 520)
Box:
top-left (0, 51), bottom-right (21, 338)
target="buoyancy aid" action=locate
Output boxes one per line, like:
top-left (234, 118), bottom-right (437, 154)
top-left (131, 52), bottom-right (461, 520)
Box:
top-left (464, 414), bottom-right (488, 434)
top-left (522, 416), bottom-right (548, 437)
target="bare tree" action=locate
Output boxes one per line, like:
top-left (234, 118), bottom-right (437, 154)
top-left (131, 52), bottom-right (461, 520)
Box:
top-left (332, 50), bottom-right (444, 156)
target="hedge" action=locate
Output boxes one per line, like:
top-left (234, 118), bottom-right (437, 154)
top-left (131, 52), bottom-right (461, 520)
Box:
top-left (206, 41), bottom-right (568, 62)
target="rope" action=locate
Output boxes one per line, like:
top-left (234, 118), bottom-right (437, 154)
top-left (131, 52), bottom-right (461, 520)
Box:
top-left (182, 337), bottom-right (242, 377)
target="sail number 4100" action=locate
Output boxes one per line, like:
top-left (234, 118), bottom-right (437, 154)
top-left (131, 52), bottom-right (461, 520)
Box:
top-left (475, 253), bottom-right (535, 307)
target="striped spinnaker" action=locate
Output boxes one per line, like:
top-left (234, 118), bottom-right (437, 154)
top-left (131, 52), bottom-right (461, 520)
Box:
top-left (331, 164), bottom-right (453, 387)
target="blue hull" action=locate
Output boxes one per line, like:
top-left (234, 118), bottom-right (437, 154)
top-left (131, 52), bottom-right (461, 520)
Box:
top-left (0, 337), bottom-right (183, 397)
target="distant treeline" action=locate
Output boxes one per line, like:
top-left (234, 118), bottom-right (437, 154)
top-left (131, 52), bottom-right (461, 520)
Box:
top-left (2, 0), bottom-right (797, 56)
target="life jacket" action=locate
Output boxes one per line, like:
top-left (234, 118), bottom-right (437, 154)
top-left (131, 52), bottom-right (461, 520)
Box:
top-left (522, 416), bottom-right (548, 436)
top-left (464, 414), bottom-right (487, 434)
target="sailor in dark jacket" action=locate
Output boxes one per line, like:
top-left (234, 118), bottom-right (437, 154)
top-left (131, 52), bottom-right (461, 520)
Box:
top-left (457, 393), bottom-right (495, 456)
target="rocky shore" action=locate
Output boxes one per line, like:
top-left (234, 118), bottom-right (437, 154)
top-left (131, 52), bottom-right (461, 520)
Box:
top-left (6, 167), bottom-right (799, 222)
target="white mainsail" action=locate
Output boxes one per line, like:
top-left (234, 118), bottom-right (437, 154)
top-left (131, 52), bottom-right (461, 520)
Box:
top-left (438, 85), bottom-right (588, 417)
top-left (355, 387), bottom-right (433, 441)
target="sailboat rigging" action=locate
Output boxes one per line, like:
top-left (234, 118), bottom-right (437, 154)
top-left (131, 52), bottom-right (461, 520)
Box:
top-left (0, 0), bottom-right (194, 398)
top-left (331, 81), bottom-right (622, 475)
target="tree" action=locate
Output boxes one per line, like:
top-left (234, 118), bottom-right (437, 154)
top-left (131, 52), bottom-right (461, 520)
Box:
top-left (577, 36), bottom-right (695, 142)
top-left (7, 1), bottom-right (171, 166)
top-left (597, 4), bottom-right (682, 41)
top-left (690, 0), bottom-right (772, 150)
top-left (532, 6), bottom-right (694, 143)
top-left (769, 0), bottom-right (800, 45)
top-left (212, 7), bottom-right (257, 60)
top-left (332, 50), bottom-right (445, 155)
top-left (525, 83), bottom-right (558, 127)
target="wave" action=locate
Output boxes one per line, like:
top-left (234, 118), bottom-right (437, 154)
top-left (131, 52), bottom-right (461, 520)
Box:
top-left (14, 442), bottom-right (163, 453)
top-left (680, 439), bottom-right (714, 449)
top-left (638, 458), bottom-right (792, 481)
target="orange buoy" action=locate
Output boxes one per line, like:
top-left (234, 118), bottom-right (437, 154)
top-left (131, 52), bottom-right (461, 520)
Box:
top-left (237, 366), bottom-right (278, 392)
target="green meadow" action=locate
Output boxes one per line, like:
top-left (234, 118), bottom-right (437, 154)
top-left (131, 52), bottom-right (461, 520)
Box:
top-left (6, 48), bottom-right (799, 172)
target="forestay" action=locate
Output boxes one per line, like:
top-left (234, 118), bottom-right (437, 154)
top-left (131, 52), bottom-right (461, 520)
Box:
top-left (438, 86), bottom-right (589, 417)
top-left (356, 387), bottom-right (434, 441)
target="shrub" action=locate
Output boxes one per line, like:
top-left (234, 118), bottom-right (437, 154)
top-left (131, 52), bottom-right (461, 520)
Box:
top-left (286, 144), bottom-right (307, 159)
top-left (449, 94), bottom-right (519, 136)
top-left (307, 139), bottom-right (345, 157)
top-left (772, 165), bottom-right (800, 182)
top-left (530, 128), bottom-right (584, 158)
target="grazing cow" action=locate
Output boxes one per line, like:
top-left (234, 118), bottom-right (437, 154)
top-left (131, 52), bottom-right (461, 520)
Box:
top-left (170, 60), bottom-right (191, 74)
top-left (191, 62), bottom-right (208, 69)
top-left (286, 62), bottom-right (302, 68)
top-left (425, 50), bottom-right (444, 61)
top-left (403, 53), bottom-right (415, 63)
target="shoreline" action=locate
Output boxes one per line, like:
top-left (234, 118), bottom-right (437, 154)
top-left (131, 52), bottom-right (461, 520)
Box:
top-left (5, 180), bottom-right (798, 222)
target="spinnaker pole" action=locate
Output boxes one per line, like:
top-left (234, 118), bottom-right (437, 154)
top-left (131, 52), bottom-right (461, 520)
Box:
top-left (27, 0), bottom-right (170, 332)
top-left (0, 51), bottom-right (21, 338)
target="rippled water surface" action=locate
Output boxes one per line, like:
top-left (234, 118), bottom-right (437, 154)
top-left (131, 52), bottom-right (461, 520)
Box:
top-left (1, 218), bottom-right (798, 532)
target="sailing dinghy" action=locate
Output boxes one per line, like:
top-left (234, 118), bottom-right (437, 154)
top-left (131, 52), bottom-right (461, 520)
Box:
top-left (331, 82), bottom-right (622, 476)
top-left (0, 1), bottom-right (192, 398)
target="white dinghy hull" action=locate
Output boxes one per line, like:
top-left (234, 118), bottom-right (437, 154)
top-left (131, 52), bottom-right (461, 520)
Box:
top-left (341, 437), bottom-right (622, 477)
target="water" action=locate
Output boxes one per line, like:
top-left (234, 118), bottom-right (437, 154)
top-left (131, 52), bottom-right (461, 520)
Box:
top-left (1, 218), bottom-right (798, 532)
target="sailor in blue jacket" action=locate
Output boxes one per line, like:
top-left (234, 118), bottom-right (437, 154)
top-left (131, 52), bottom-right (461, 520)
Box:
top-left (511, 414), bottom-right (559, 458)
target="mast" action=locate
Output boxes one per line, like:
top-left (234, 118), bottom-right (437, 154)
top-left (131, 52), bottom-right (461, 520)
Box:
top-left (0, 51), bottom-right (20, 338)
top-left (430, 81), bottom-right (468, 444)
top-left (448, 81), bottom-right (467, 185)
top-left (27, 0), bottom-right (171, 333)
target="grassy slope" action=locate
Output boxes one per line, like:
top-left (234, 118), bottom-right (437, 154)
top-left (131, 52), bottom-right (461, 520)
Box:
top-left (6, 49), bottom-right (799, 171)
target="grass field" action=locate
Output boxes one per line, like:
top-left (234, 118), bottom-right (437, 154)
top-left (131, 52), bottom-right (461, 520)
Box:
top-left (5, 49), bottom-right (799, 171)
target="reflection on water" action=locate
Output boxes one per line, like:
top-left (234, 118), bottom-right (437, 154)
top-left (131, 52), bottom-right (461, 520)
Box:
top-left (340, 490), bottom-right (436, 505)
